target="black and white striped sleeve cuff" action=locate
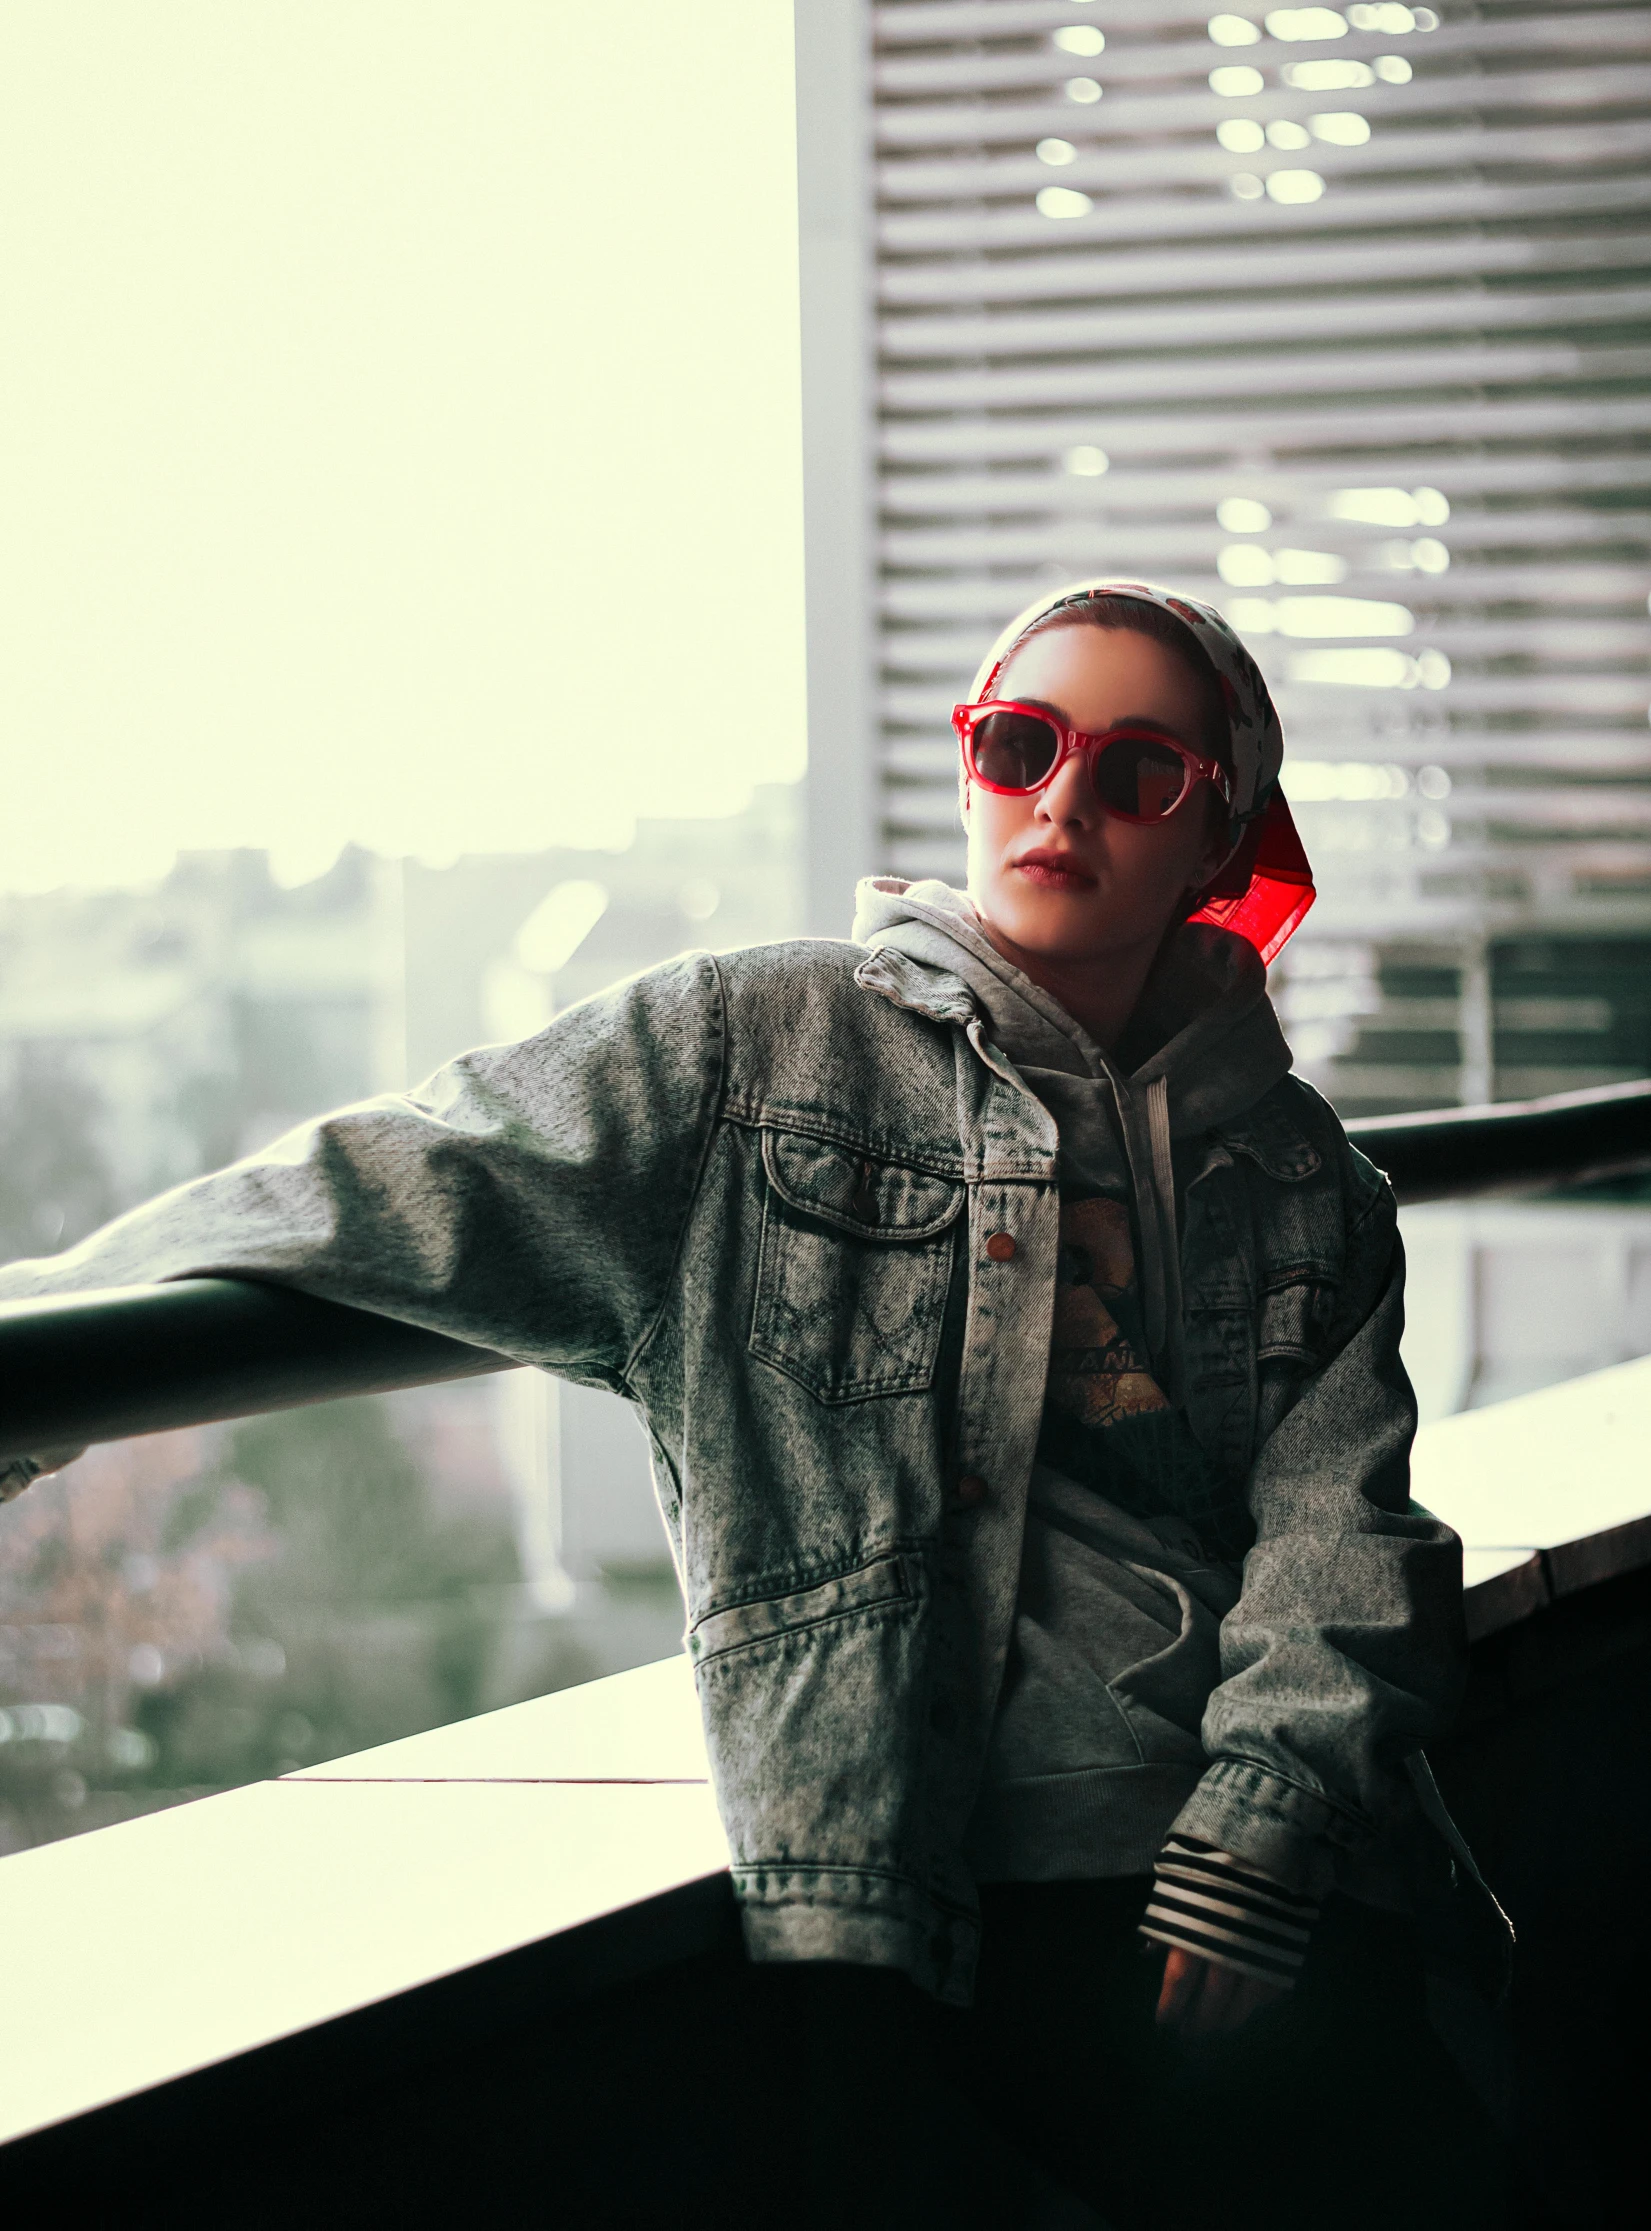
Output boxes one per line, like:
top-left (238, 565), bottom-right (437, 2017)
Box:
top-left (1138, 1834), bottom-right (1319, 1989)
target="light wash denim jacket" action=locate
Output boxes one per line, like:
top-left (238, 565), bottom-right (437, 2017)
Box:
top-left (0, 933), bottom-right (1475, 2003)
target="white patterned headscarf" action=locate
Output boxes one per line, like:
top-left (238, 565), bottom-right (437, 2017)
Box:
top-left (969, 577), bottom-right (1284, 829)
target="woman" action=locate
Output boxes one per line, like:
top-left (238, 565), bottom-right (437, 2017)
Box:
top-left (0, 583), bottom-right (1509, 2227)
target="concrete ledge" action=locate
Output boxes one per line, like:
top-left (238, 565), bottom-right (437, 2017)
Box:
top-left (1462, 1549), bottom-right (1549, 1643)
top-left (0, 1658), bottom-right (725, 2152)
top-left (1416, 1351), bottom-right (1651, 1638)
top-left (1545, 1509), bottom-right (1651, 1600)
top-left (2, 1358), bottom-right (1647, 2173)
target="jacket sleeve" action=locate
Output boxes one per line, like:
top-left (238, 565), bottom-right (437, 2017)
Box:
top-left (1169, 1160), bottom-right (1466, 1902)
top-left (0, 951), bottom-right (726, 1391)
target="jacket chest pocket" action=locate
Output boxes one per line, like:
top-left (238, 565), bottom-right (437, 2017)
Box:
top-left (1256, 1270), bottom-right (1338, 1366)
top-left (749, 1129), bottom-right (964, 1404)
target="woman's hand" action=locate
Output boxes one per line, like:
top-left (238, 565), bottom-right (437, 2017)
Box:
top-left (1154, 1946), bottom-right (1287, 2037)
top-left (0, 1446), bottom-right (85, 1505)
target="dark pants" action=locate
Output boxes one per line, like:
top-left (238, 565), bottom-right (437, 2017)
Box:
top-left (759, 1878), bottom-right (1513, 2231)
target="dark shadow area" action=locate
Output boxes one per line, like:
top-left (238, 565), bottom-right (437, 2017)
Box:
top-left (1434, 1562), bottom-right (1651, 2228)
top-left (1, 1875), bottom-right (757, 2227)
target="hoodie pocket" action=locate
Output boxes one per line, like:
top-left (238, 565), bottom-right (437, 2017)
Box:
top-left (1105, 1561), bottom-right (1233, 1766)
top-left (749, 1129), bottom-right (964, 1403)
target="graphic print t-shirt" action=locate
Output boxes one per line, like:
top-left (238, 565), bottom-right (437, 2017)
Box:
top-left (1036, 1194), bottom-right (1252, 1560)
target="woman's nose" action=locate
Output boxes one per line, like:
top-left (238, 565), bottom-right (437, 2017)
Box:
top-left (1037, 749), bottom-right (1101, 826)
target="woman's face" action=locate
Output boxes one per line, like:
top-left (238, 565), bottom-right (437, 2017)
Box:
top-left (964, 625), bottom-right (1231, 968)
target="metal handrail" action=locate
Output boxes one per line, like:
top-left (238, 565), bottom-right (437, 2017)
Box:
top-left (2, 1078), bottom-right (1648, 1463)
top-left (1346, 1075), bottom-right (1651, 1203)
top-left (0, 1280), bottom-right (507, 1464)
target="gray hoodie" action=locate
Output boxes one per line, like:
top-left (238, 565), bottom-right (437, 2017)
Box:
top-left (853, 879), bottom-right (1293, 1399)
top-left (853, 878), bottom-right (1303, 1880)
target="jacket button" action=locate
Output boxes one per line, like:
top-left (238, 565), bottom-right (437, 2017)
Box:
top-left (984, 1231), bottom-right (1017, 1262)
top-left (955, 1473), bottom-right (989, 1508)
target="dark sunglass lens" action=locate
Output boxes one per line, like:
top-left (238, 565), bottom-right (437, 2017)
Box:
top-left (1093, 736), bottom-right (1187, 821)
top-left (971, 711), bottom-right (1059, 790)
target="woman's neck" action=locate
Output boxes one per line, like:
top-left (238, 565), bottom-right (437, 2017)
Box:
top-left (973, 913), bottom-right (1165, 1056)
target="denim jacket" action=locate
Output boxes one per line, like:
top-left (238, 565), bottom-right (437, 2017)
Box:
top-left (0, 935), bottom-right (1476, 2003)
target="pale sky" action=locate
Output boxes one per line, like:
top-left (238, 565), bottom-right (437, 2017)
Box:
top-left (0, 2), bottom-right (805, 892)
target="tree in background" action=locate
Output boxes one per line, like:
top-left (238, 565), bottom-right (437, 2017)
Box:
top-left (144, 1395), bottom-right (525, 1786)
top-left (0, 1428), bottom-right (269, 1854)
top-left (0, 1394), bottom-right (526, 1855)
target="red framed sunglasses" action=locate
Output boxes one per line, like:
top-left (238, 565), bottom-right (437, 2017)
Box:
top-left (953, 699), bottom-right (1233, 824)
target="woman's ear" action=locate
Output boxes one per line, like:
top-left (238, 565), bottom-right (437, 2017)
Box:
top-left (1185, 811), bottom-right (1235, 905)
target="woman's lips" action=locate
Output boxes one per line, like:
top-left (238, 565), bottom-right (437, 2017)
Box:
top-left (1013, 849), bottom-right (1096, 892)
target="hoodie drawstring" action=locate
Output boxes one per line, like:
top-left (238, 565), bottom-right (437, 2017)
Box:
top-left (1138, 1074), bottom-right (1186, 1405)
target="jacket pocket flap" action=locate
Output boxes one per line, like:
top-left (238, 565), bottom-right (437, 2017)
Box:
top-left (762, 1129), bottom-right (964, 1242)
top-left (689, 1552), bottom-right (915, 1663)
top-left (1215, 1096), bottom-right (1323, 1183)
top-left (1257, 1271), bottom-right (1337, 1360)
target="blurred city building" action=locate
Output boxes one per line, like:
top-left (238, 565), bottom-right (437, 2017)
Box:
top-left (0, 786), bottom-right (800, 1849)
top-left (802, 0), bottom-right (1651, 1115)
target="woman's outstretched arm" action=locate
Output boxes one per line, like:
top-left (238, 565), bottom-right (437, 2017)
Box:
top-left (0, 951), bottom-right (727, 1394)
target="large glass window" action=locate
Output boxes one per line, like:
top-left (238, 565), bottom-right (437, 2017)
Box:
top-left (0, 2), bottom-right (804, 1852)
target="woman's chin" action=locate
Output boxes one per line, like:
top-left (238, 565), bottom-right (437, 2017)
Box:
top-left (979, 882), bottom-right (1175, 971)
top-left (979, 883), bottom-right (1108, 960)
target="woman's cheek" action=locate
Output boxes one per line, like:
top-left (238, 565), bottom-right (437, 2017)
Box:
top-left (1120, 817), bottom-right (1202, 902)
top-left (966, 789), bottom-right (1024, 886)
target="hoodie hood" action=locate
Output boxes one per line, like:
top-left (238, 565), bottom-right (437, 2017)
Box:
top-left (852, 875), bottom-right (1293, 1399)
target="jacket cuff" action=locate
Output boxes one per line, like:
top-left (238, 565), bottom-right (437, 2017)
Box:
top-left (1170, 1757), bottom-right (1369, 1902)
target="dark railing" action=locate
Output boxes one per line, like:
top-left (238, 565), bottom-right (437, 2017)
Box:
top-left (3, 1079), bottom-right (1648, 1464)
top-left (0, 1278), bottom-right (509, 1465)
top-left (1345, 1074), bottom-right (1651, 1203)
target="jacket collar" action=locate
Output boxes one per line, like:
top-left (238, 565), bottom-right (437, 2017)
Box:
top-left (853, 947), bottom-right (979, 1032)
